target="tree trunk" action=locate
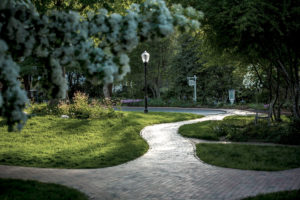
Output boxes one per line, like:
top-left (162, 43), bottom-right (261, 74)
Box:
top-left (155, 85), bottom-right (160, 98)
top-left (291, 87), bottom-right (300, 120)
top-left (277, 60), bottom-right (300, 120)
top-left (149, 87), bottom-right (156, 99)
top-left (103, 83), bottom-right (113, 99)
top-left (23, 75), bottom-right (31, 98)
top-left (272, 68), bottom-right (282, 122)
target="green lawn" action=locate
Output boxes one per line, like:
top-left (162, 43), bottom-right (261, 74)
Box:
top-left (196, 143), bottom-right (300, 171)
top-left (179, 115), bottom-right (300, 145)
top-left (0, 112), bottom-right (201, 168)
top-left (179, 121), bottom-right (219, 140)
top-left (0, 178), bottom-right (88, 200)
top-left (243, 190), bottom-right (300, 200)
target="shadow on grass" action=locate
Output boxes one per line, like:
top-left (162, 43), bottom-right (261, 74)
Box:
top-left (0, 178), bottom-right (88, 200)
top-left (48, 139), bottom-right (147, 168)
top-left (0, 119), bottom-right (7, 128)
top-left (0, 112), bottom-right (200, 169)
top-left (51, 119), bottom-right (91, 135)
top-left (0, 140), bottom-right (146, 169)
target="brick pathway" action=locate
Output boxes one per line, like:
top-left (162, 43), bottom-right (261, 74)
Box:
top-left (1, 110), bottom-right (300, 200)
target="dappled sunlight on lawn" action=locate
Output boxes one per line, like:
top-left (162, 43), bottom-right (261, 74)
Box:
top-left (0, 112), bottom-right (199, 168)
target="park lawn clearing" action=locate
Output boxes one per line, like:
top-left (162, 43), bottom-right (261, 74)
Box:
top-left (179, 120), bottom-right (219, 140)
top-left (0, 112), bottom-right (201, 168)
top-left (179, 115), bottom-right (300, 145)
top-left (243, 189), bottom-right (300, 200)
top-left (0, 178), bottom-right (88, 200)
top-left (196, 143), bottom-right (300, 171)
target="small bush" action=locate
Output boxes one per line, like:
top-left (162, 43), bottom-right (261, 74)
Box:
top-left (68, 92), bottom-right (91, 119)
top-left (29, 92), bottom-right (122, 119)
top-left (28, 103), bottom-right (49, 115)
top-left (149, 98), bottom-right (167, 106)
top-left (89, 98), bottom-right (121, 119)
top-left (278, 119), bottom-right (300, 145)
top-left (220, 116), bottom-right (300, 144)
top-left (28, 102), bottom-right (62, 116)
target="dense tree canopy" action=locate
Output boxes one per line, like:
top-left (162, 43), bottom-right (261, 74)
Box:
top-left (31, 0), bottom-right (143, 14)
top-left (200, 0), bottom-right (300, 119)
top-left (0, 0), bottom-right (203, 130)
top-left (170, 0), bottom-right (299, 119)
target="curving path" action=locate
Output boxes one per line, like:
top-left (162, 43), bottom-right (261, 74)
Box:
top-left (1, 109), bottom-right (300, 200)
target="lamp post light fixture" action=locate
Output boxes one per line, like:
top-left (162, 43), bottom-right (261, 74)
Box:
top-left (141, 51), bottom-right (150, 113)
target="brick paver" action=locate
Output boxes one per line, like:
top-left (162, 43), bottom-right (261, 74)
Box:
top-left (0, 109), bottom-right (299, 200)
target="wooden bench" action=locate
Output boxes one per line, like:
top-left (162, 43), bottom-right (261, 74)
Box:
top-left (254, 104), bottom-right (272, 126)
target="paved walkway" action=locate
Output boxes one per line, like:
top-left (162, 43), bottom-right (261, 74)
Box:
top-left (1, 110), bottom-right (300, 200)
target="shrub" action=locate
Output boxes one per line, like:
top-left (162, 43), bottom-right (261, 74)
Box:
top-left (216, 116), bottom-right (300, 145)
top-left (28, 103), bottom-right (49, 115)
top-left (68, 92), bottom-right (91, 119)
top-left (28, 102), bottom-right (62, 116)
top-left (150, 98), bottom-right (167, 106)
top-left (278, 119), bottom-right (300, 145)
top-left (29, 92), bottom-right (122, 119)
top-left (89, 98), bottom-right (121, 119)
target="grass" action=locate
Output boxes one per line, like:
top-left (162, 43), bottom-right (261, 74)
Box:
top-left (0, 178), bottom-right (88, 200)
top-left (179, 115), bottom-right (300, 145)
top-left (243, 189), bottom-right (300, 200)
top-left (196, 143), bottom-right (300, 171)
top-left (0, 112), bottom-right (200, 168)
top-left (179, 121), bottom-right (219, 140)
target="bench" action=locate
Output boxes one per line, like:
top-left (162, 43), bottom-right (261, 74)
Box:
top-left (254, 104), bottom-right (272, 126)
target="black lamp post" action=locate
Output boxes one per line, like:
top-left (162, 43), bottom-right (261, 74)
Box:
top-left (141, 51), bottom-right (150, 113)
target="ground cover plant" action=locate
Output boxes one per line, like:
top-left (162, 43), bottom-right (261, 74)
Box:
top-left (0, 111), bottom-right (200, 168)
top-left (0, 178), bottom-right (88, 200)
top-left (179, 115), bottom-right (300, 145)
top-left (27, 92), bottom-right (121, 120)
top-left (196, 143), bottom-right (300, 171)
top-left (242, 189), bottom-right (300, 200)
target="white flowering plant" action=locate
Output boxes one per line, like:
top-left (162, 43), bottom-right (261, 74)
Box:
top-left (0, 0), bottom-right (203, 131)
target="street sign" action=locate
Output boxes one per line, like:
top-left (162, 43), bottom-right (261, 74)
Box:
top-left (188, 80), bottom-right (195, 86)
top-left (187, 75), bottom-right (198, 102)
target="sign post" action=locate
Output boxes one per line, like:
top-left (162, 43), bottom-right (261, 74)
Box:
top-left (187, 75), bottom-right (197, 102)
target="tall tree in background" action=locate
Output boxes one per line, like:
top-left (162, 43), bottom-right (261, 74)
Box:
top-left (199, 0), bottom-right (300, 119)
top-left (170, 33), bottom-right (244, 104)
top-left (171, 34), bottom-right (201, 100)
top-left (127, 36), bottom-right (176, 99)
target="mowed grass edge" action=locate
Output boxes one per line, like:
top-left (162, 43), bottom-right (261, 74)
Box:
top-left (242, 189), bottom-right (300, 200)
top-left (179, 120), bottom-right (219, 140)
top-left (0, 111), bottom-right (201, 168)
top-left (196, 143), bottom-right (300, 171)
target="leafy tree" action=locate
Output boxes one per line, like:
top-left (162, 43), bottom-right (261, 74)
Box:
top-left (125, 35), bottom-right (177, 99)
top-left (31, 0), bottom-right (143, 14)
top-left (169, 33), bottom-right (245, 104)
top-left (170, 34), bottom-right (201, 100)
top-left (0, 0), bottom-right (202, 130)
top-left (199, 0), bottom-right (300, 119)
